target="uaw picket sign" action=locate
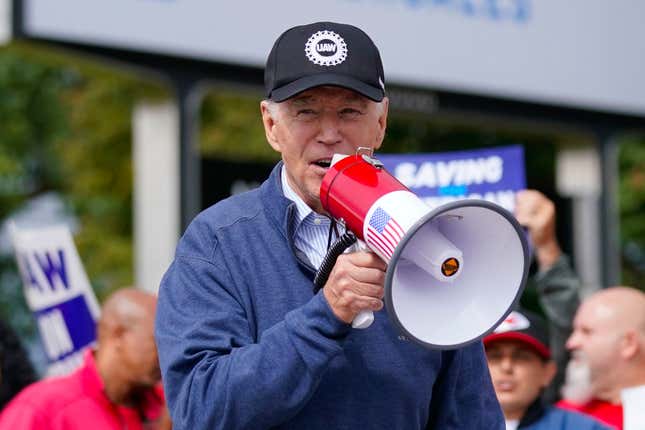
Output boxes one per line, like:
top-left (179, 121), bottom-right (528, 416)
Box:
top-left (10, 224), bottom-right (100, 376)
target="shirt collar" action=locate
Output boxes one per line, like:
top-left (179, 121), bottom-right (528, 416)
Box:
top-left (81, 348), bottom-right (107, 397)
top-left (281, 166), bottom-right (331, 228)
top-left (81, 348), bottom-right (165, 424)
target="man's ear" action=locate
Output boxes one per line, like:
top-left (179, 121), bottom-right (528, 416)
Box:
top-left (620, 330), bottom-right (640, 360)
top-left (97, 320), bottom-right (127, 351)
top-left (373, 97), bottom-right (389, 151)
top-left (541, 360), bottom-right (557, 388)
top-left (260, 101), bottom-right (281, 152)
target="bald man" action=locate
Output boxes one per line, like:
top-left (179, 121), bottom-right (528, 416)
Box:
top-left (558, 287), bottom-right (645, 430)
top-left (0, 288), bottom-right (170, 430)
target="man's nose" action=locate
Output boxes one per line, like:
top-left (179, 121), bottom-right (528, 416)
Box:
top-left (499, 356), bottom-right (514, 372)
top-left (565, 331), bottom-right (579, 351)
top-left (317, 112), bottom-right (342, 145)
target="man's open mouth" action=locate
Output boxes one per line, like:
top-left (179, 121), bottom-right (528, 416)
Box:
top-left (313, 159), bottom-right (331, 168)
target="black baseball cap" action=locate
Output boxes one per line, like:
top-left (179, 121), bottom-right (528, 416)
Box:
top-left (484, 309), bottom-right (551, 360)
top-left (265, 22), bottom-right (385, 102)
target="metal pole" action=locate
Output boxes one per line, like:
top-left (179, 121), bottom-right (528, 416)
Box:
top-left (175, 78), bottom-right (203, 232)
top-left (597, 129), bottom-right (621, 287)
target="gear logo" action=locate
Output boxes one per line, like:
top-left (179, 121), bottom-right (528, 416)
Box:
top-left (304, 30), bottom-right (348, 66)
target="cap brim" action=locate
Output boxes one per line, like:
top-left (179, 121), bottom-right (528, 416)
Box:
top-left (484, 332), bottom-right (551, 360)
top-left (270, 73), bottom-right (384, 102)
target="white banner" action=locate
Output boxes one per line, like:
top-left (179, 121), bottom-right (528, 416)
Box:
top-left (22, 0), bottom-right (645, 117)
top-left (11, 224), bottom-right (100, 375)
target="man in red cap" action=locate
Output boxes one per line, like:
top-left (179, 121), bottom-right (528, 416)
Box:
top-left (485, 309), bottom-right (611, 430)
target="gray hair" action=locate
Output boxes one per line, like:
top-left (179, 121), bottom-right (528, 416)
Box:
top-left (263, 97), bottom-right (386, 120)
top-left (264, 99), bottom-right (280, 119)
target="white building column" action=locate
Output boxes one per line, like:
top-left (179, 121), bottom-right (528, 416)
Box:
top-left (133, 101), bottom-right (180, 294)
top-left (0, 0), bottom-right (11, 45)
top-left (556, 145), bottom-right (602, 297)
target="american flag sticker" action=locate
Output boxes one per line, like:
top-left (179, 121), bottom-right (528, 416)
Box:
top-left (366, 207), bottom-right (405, 260)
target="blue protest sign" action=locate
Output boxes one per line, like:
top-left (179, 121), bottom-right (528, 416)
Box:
top-left (378, 145), bottom-right (526, 213)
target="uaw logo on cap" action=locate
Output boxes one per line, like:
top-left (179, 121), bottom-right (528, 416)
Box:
top-left (494, 311), bottom-right (530, 333)
top-left (305, 30), bottom-right (348, 66)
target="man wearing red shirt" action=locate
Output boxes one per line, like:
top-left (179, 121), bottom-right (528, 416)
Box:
top-left (558, 287), bottom-right (645, 430)
top-left (0, 288), bottom-right (170, 430)
top-left (558, 399), bottom-right (622, 430)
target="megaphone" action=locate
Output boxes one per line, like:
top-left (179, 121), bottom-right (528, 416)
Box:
top-left (319, 151), bottom-right (529, 349)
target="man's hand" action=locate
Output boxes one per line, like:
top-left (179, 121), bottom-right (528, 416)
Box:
top-left (323, 251), bottom-right (387, 324)
top-left (515, 189), bottom-right (562, 270)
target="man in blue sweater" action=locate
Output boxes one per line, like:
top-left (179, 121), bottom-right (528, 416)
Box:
top-left (155, 21), bottom-right (504, 429)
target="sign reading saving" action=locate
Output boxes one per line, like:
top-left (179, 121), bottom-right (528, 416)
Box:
top-left (378, 145), bottom-right (526, 213)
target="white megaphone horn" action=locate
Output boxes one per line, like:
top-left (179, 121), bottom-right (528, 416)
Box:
top-left (318, 151), bottom-right (529, 349)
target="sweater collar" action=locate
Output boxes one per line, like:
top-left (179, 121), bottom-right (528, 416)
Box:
top-left (280, 165), bottom-right (313, 225)
top-left (260, 161), bottom-right (297, 241)
top-left (261, 162), bottom-right (317, 275)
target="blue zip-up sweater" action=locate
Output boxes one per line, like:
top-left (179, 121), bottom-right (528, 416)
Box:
top-left (518, 400), bottom-right (612, 430)
top-left (155, 162), bottom-right (504, 429)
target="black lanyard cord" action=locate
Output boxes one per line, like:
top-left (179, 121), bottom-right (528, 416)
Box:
top-left (313, 230), bottom-right (357, 294)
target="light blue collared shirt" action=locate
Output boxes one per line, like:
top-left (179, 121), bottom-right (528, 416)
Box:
top-left (281, 166), bottom-right (339, 269)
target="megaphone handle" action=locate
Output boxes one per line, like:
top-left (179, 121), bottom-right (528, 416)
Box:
top-left (313, 234), bottom-right (376, 330)
top-left (350, 239), bottom-right (376, 329)
top-left (352, 310), bottom-right (374, 329)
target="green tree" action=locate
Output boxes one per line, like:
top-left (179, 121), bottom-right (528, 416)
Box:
top-left (0, 42), bottom-right (165, 349)
top-left (0, 46), bottom-right (70, 337)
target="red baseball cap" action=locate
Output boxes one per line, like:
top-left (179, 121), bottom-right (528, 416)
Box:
top-left (484, 309), bottom-right (551, 360)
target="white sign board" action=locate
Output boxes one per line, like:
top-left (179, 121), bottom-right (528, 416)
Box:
top-left (21, 0), bottom-right (645, 117)
top-left (623, 385), bottom-right (645, 430)
top-left (11, 224), bottom-right (100, 376)
top-left (0, 0), bottom-right (11, 45)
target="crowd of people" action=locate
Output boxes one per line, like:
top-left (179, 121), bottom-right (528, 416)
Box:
top-left (0, 21), bottom-right (643, 430)
top-left (483, 187), bottom-right (645, 430)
